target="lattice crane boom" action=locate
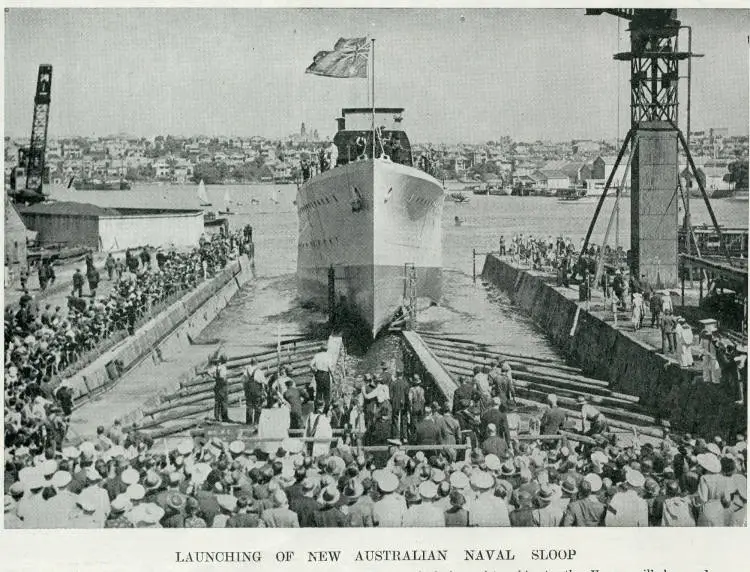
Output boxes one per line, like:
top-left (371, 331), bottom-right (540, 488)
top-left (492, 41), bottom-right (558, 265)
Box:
top-left (25, 65), bottom-right (53, 196)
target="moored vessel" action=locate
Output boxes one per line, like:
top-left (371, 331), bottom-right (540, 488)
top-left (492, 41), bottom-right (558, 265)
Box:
top-left (73, 178), bottom-right (131, 191)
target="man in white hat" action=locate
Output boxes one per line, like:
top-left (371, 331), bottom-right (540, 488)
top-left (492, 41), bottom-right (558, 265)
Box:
top-left (373, 471), bottom-right (406, 527)
top-left (402, 481), bottom-right (444, 527)
top-left (15, 471), bottom-right (46, 525)
top-left (467, 471), bottom-right (510, 526)
top-left (604, 470), bottom-right (647, 526)
top-left (695, 452), bottom-right (727, 526)
top-left (104, 495), bottom-right (134, 528)
top-left (81, 467), bottom-right (111, 519)
top-left (45, 471), bottom-right (78, 528)
top-left (68, 491), bottom-right (106, 529)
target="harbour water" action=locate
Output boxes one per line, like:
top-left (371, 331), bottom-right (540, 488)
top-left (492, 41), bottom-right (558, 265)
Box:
top-left (46, 183), bottom-right (748, 361)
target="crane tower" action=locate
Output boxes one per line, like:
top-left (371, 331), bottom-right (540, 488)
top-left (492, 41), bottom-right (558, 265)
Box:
top-left (581, 10), bottom-right (727, 287)
top-left (10, 64), bottom-right (52, 204)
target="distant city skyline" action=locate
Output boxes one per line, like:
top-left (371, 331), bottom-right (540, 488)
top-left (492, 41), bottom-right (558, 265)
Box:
top-left (5, 8), bottom-right (749, 143)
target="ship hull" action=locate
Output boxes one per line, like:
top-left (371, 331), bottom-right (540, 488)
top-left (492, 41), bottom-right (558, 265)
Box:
top-left (297, 159), bottom-right (443, 337)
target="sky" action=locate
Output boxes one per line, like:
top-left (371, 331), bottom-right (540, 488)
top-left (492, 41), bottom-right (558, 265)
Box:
top-left (4, 8), bottom-right (749, 143)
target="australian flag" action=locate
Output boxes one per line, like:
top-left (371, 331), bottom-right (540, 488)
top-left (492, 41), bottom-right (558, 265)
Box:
top-left (305, 37), bottom-right (370, 78)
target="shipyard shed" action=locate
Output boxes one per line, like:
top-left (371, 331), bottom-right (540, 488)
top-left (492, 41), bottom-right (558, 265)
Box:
top-left (18, 201), bottom-right (204, 251)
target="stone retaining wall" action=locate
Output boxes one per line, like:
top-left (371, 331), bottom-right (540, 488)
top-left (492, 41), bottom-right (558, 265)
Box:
top-left (481, 254), bottom-right (745, 438)
top-left (67, 255), bottom-right (254, 404)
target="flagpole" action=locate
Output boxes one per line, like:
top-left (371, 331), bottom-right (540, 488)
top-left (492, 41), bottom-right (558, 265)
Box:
top-left (371, 38), bottom-right (376, 158)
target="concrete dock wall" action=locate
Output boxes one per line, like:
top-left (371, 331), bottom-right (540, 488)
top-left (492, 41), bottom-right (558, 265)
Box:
top-left (67, 254), bottom-right (254, 404)
top-left (481, 254), bottom-right (745, 438)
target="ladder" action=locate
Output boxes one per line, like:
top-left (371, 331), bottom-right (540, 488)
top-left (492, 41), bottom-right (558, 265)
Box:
top-left (404, 262), bottom-right (418, 329)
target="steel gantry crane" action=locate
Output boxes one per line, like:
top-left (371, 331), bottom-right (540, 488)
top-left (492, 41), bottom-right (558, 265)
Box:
top-left (10, 64), bottom-right (53, 205)
top-left (580, 9), bottom-right (730, 288)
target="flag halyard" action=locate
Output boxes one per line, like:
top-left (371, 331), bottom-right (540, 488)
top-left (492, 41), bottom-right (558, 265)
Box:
top-left (305, 37), bottom-right (370, 78)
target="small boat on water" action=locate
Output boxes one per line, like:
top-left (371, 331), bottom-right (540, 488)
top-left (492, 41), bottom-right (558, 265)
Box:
top-left (558, 187), bottom-right (587, 201)
top-left (197, 180), bottom-right (211, 206)
top-left (446, 192), bottom-right (470, 204)
top-left (74, 178), bottom-right (131, 191)
top-left (454, 216), bottom-right (464, 226)
top-left (220, 188), bottom-right (234, 214)
top-left (488, 184), bottom-right (511, 196)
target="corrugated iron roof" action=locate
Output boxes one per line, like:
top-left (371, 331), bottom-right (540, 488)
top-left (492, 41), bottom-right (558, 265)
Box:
top-left (18, 201), bottom-right (119, 217)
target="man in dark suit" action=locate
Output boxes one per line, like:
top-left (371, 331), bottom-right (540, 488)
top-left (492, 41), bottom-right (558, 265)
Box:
top-left (452, 376), bottom-right (478, 415)
top-left (479, 397), bottom-right (512, 443)
top-left (413, 406), bottom-right (445, 446)
top-left (283, 379), bottom-right (304, 430)
top-left (389, 370), bottom-right (409, 439)
top-left (540, 393), bottom-right (567, 436)
top-left (481, 423), bottom-right (510, 459)
top-left (288, 479), bottom-right (321, 528)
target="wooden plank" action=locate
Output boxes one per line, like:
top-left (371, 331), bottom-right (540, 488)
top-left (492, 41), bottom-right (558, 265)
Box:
top-left (402, 331), bottom-right (457, 403)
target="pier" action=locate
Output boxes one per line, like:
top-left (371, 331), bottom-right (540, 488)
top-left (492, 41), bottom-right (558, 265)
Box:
top-left (477, 253), bottom-right (746, 438)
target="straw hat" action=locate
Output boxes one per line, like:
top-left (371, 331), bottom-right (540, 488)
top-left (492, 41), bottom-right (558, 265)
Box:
top-left (42, 459), bottom-right (58, 477)
top-left (110, 495), bottom-right (131, 514)
top-left (62, 446), bottom-right (79, 459)
top-left (561, 475), bottom-right (578, 496)
top-left (375, 471), bottom-right (399, 494)
top-left (626, 470), bottom-right (646, 488)
top-left (485, 454), bottom-right (502, 472)
top-left (143, 471), bottom-right (162, 491)
top-left (52, 471), bottom-right (72, 489)
top-left (166, 492), bottom-right (186, 512)
top-left (229, 440), bottom-right (245, 455)
top-left (419, 480), bottom-right (438, 500)
top-left (470, 471), bottom-right (494, 491)
top-left (706, 443), bottom-right (721, 457)
top-left (319, 485), bottom-right (340, 506)
top-left (536, 484), bottom-right (555, 507)
top-left (430, 468), bottom-right (446, 483)
top-left (584, 473), bottom-right (602, 493)
top-left (121, 467), bottom-right (139, 486)
top-left (127, 484), bottom-right (146, 501)
top-left (449, 471), bottom-right (469, 490)
top-left (697, 453), bottom-right (721, 474)
top-left (136, 503), bottom-right (165, 525)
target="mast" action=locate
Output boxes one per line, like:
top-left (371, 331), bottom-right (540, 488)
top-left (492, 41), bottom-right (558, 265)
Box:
top-left (371, 38), bottom-right (376, 158)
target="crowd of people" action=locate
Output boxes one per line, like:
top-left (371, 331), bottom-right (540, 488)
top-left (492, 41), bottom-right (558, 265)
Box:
top-left (2, 347), bottom-right (721, 528)
top-left (5, 360), bottom-right (747, 527)
top-left (498, 234), bottom-right (747, 402)
top-left (4, 228), bottom-right (254, 493)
